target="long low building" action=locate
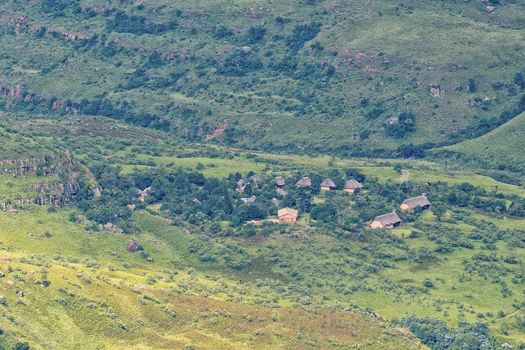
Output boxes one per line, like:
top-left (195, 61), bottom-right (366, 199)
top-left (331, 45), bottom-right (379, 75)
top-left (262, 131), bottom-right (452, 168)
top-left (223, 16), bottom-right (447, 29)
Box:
top-left (400, 195), bottom-right (431, 211)
top-left (370, 211), bottom-right (402, 229)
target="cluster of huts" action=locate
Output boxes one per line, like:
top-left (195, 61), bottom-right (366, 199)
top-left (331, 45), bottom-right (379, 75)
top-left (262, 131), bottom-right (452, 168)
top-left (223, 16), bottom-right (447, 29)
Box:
top-left (242, 175), bottom-right (433, 228)
top-left (237, 175), bottom-right (432, 229)
top-left (277, 176), bottom-right (364, 224)
top-left (241, 175), bottom-right (366, 224)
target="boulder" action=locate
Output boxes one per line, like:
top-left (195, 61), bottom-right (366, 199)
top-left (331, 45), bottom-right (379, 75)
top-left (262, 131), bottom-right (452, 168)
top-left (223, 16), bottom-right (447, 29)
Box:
top-left (429, 84), bottom-right (444, 98)
top-left (485, 6), bottom-right (495, 13)
top-left (127, 239), bottom-right (139, 253)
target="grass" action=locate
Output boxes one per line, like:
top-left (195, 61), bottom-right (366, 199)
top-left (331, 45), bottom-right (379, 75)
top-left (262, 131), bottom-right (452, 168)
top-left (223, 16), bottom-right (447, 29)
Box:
top-left (445, 112), bottom-right (525, 171)
top-left (0, 207), bottom-right (424, 350)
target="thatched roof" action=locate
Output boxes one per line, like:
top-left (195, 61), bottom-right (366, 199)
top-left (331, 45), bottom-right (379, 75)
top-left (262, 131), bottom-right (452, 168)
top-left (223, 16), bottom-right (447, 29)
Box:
top-left (249, 174), bottom-right (261, 183)
top-left (402, 195), bottom-right (431, 209)
top-left (274, 176), bottom-right (286, 187)
top-left (344, 179), bottom-right (363, 190)
top-left (241, 195), bottom-right (257, 204)
top-left (278, 208), bottom-right (298, 218)
top-left (276, 188), bottom-right (288, 196)
top-left (295, 177), bottom-right (312, 187)
top-left (373, 211), bottom-right (401, 226)
top-left (320, 178), bottom-right (336, 188)
top-left (236, 179), bottom-right (247, 192)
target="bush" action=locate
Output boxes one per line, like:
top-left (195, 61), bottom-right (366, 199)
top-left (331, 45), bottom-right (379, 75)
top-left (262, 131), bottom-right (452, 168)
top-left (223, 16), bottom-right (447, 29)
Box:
top-left (287, 23), bottom-right (321, 51)
top-left (385, 111), bottom-right (416, 138)
top-left (245, 26), bottom-right (267, 44)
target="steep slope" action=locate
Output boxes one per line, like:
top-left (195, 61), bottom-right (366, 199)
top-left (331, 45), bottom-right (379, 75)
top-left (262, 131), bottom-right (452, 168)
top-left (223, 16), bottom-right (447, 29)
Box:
top-left (0, 0), bottom-right (523, 154)
top-left (443, 112), bottom-right (525, 173)
top-left (0, 123), bottom-right (83, 207)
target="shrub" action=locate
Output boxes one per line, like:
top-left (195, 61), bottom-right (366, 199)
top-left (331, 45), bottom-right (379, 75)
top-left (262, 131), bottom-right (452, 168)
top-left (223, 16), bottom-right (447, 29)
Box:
top-left (287, 23), bottom-right (321, 51)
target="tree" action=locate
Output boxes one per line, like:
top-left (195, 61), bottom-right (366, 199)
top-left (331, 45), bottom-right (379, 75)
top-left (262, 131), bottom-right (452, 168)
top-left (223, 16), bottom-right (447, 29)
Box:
top-left (14, 343), bottom-right (31, 350)
top-left (432, 202), bottom-right (447, 221)
top-left (386, 111), bottom-right (416, 138)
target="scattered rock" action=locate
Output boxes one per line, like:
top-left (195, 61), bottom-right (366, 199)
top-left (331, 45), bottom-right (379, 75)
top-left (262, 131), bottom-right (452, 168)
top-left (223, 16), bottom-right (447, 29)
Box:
top-left (242, 46), bottom-right (252, 53)
top-left (385, 117), bottom-right (399, 125)
top-left (127, 239), bottom-right (139, 253)
top-left (429, 84), bottom-right (444, 98)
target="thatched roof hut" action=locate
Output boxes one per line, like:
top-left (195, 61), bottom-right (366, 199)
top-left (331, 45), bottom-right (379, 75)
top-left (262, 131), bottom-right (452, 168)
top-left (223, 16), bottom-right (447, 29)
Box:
top-left (320, 178), bottom-right (336, 190)
top-left (343, 179), bottom-right (363, 192)
top-left (295, 177), bottom-right (312, 188)
top-left (370, 211), bottom-right (402, 229)
top-left (400, 195), bottom-right (431, 211)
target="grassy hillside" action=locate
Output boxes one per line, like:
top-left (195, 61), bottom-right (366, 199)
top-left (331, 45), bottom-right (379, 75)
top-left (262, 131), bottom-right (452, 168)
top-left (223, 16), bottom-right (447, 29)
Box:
top-left (0, 114), bottom-right (524, 349)
top-left (443, 112), bottom-right (525, 173)
top-left (0, 0), bottom-right (524, 155)
top-left (0, 208), bottom-right (424, 350)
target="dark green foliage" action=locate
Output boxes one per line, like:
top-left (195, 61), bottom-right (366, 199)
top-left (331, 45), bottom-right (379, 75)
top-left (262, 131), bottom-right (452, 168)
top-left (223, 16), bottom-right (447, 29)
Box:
top-left (40, 0), bottom-right (80, 16)
top-left (386, 111), bottom-right (417, 138)
top-left (468, 78), bottom-right (478, 93)
top-left (106, 11), bottom-right (176, 35)
top-left (311, 203), bottom-right (337, 223)
top-left (287, 23), bottom-right (321, 51)
top-left (514, 72), bottom-right (525, 89)
top-left (398, 317), bottom-right (497, 350)
top-left (245, 26), bottom-right (267, 44)
top-left (213, 25), bottom-right (234, 39)
top-left (219, 52), bottom-right (263, 76)
top-left (14, 343), bottom-right (31, 350)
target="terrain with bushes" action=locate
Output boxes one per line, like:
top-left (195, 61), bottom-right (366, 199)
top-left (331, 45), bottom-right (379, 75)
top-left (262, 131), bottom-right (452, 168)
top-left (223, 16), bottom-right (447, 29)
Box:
top-left (0, 114), bottom-right (524, 349)
top-left (1, 0), bottom-right (525, 349)
top-left (0, 0), bottom-right (523, 156)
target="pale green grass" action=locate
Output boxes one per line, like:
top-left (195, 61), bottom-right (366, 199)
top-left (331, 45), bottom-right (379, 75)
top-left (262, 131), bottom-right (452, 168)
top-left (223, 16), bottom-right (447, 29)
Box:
top-left (445, 112), bottom-right (525, 167)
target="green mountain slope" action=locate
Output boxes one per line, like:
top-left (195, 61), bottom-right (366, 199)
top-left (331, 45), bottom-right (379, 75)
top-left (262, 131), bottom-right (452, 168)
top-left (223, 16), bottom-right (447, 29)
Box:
top-left (444, 112), bottom-right (525, 172)
top-left (0, 0), bottom-right (524, 154)
top-left (1, 114), bottom-right (524, 348)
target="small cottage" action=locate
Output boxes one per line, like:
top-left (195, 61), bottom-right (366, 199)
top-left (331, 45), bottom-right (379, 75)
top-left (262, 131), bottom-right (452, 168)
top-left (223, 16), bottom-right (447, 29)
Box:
top-left (320, 178), bottom-right (337, 191)
top-left (370, 211), bottom-right (402, 229)
top-left (400, 195), bottom-right (431, 211)
top-left (249, 174), bottom-right (261, 184)
top-left (241, 195), bottom-right (257, 204)
top-left (236, 179), bottom-right (247, 192)
top-left (295, 177), bottom-right (312, 188)
top-left (274, 176), bottom-right (286, 187)
top-left (276, 188), bottom-right (288, 196)
top-left (278, 208), bottom-right (299, 223)
top-left (343, 179), bottom-right (363, 193)
top-left (138, 187), bottom-right (152, 202)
